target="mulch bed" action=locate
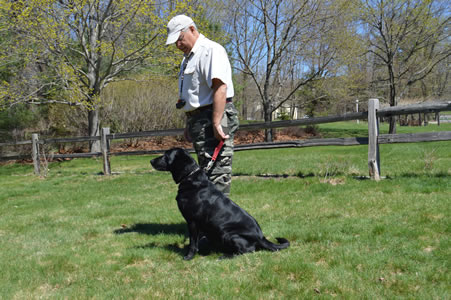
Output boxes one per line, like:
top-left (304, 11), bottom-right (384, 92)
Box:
top-left (110, 128), bottom-right (316, 153)
top-left (1, 128), bottom-right (318, 164)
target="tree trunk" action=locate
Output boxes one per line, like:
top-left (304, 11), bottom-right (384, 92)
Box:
top-left (264, 128), bottom-right (273, 142)
top-left (388, 64), bottom-right (397, 134)
top-left (263, 103), bottom-right (273, 142)
top-left (88, 108), bottom-right (101, 153)
top-left (242, 73), bottom-right (248, 120)
top-left (389, 115), bottom-right (397, 134)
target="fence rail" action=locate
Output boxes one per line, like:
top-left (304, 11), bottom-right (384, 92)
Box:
top-left (1, 99), bottom-right (450, 180)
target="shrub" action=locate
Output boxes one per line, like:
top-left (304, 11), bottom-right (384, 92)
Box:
top-left (101, 77), bottom-right (185, 133)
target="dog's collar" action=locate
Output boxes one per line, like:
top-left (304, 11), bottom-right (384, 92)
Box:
top-left (176, 166), bottom-right (201, 184)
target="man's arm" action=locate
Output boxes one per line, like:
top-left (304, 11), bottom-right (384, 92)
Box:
top-left (211, 78), bottom-right (229, 141)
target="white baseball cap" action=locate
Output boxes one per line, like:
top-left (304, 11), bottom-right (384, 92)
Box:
top-left (166, 15), bottom-right (195, 45)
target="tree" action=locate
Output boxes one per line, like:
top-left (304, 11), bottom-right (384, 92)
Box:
top-left (360, 0), bottom-right (450, 133)
top-left (1, 0), bottom-right (230, 150)
top-left (227, 0), bottom-right (351, 141)
top-left (1, 0), bottom-right (162, 151)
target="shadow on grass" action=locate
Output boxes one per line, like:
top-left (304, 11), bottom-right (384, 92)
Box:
top-left (114, 224), bottom-right (221, 258)
top-left (135, 238), bottom-right (216, 258)
top-left (114, 223), bottom-right (191, 258)
top-left (235, 172), bottom-right (448, 181)
top-left (398, 172), bottom-right (449, 178)
top-left (114, 223), bottom-right (187, 236)
top-left (233, 172), bottom-right (315, 179)
top-left (135, 242), bottom-right (188, 256)
top-left (353, 172), bottom-right (448, 180)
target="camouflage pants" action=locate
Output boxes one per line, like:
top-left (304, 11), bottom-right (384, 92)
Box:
top-left (187, 102), bottom-right (239, 196)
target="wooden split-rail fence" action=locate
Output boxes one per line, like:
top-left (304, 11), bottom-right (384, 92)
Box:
top-left (1, 99), bottom-right (451, 180)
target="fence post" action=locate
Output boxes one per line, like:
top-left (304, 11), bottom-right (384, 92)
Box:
top-left (31, 133), bottom-right (40, 175)
top-left (368, 99), bottom-right (380, 181)
top-left (356, 99), bottom-right (359, 124)
top-left (436, 112), bottom-right (440, 126)
top-left (101, 127), bottom-right (111, 175)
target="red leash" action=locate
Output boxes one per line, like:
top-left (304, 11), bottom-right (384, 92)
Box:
top-left (204, 139), bottom-right (224, 171)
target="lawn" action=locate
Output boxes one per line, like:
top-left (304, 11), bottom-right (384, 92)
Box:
top-left (0, 122), bottom-right (450, 299)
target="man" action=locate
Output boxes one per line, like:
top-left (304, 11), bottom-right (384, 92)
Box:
top-left (166, 15), bottom-right (239, 196)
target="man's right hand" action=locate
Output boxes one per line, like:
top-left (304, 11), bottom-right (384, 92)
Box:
top-left (213, 123), bottom-right (229, 141)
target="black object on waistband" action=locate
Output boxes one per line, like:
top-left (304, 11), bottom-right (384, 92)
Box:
top-left (226, 97), bottom-right (233, 103)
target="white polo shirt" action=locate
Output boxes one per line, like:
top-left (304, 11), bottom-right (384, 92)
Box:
top-left (179, 34), bottom-right (234, 112)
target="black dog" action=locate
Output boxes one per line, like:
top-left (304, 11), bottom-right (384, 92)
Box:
top-left (150, 148), bottom-right (289, 260)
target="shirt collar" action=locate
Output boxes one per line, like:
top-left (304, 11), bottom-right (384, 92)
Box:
top-left (185, 34), bottom-right (205, 58)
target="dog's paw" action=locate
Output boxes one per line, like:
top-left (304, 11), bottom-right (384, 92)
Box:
top-left (183, 254), bottom-right (195, 260)
top-left (183, 252), bottom-right (196, 260)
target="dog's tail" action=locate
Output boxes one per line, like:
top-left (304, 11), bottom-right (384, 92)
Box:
top-left (259, 237), bottom-right (290, 251)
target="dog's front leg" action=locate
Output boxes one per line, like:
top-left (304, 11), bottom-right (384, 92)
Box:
top-left (184, 221), bottom-right (200, 260)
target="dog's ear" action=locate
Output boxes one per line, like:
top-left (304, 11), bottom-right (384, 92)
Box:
top-left (166, 148), bottom-right (199, 183)
top-left (165, 148), bottom-right (192, 167)
top-left (165, 148), bottom-right (179, 167)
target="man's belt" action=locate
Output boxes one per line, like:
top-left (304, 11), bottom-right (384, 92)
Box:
top-left (185, 104), bottom-right (212, 117)
top-left (185, 98), bottom-right (232, 117)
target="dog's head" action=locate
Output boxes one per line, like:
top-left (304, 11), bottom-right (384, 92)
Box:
top-left (150, 148), bottom-right (199, 184)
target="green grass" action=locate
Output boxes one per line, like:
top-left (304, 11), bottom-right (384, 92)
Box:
top-left (1, 122), bottom-right (450, 299)
top-left (316, 120), bottom-right (451, 138)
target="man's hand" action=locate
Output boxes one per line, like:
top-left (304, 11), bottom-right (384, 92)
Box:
top-left (213, 123), bottom-right (229, 141)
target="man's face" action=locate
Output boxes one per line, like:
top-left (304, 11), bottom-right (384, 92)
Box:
top-left (175, 27), bottom-right (196, 55)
